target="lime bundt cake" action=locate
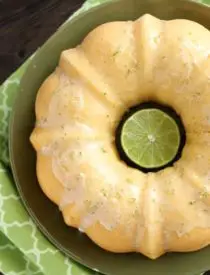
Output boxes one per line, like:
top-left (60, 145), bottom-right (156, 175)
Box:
top-left (30, 14), bottom-right (210, 259)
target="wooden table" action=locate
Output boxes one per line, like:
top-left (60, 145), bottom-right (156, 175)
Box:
top-left (0, 0), bottom-right (85, 83)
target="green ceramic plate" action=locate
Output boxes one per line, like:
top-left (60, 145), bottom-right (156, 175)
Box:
top-left (9, 0), bottom-right (210, 274)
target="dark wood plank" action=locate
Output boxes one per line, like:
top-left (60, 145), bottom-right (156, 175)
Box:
top-left (0, 0), bottom-right (85, 83)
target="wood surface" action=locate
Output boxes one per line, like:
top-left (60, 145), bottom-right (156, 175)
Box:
top-left (0, 0), bottom-right (84, 83)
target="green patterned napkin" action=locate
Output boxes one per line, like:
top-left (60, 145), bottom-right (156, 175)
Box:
top-left (0, 0), bottom-right (210, 274)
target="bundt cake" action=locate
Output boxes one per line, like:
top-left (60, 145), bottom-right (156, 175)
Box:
top-left (30, 14), bottom-right (210, 259)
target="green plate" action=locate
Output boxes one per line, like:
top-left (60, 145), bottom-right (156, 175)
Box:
top-left (9, 0), bottom-right (210, 274)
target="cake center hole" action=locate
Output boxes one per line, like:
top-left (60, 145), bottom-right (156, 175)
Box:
top-left (115, 102), bottom-right (186, 173)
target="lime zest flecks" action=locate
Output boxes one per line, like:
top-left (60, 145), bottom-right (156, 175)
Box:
top-left (113, 47), bottom-right (121, 57)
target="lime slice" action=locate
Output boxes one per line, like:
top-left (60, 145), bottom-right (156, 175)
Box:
top-left (120, 108), bottom-right (181, 169)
